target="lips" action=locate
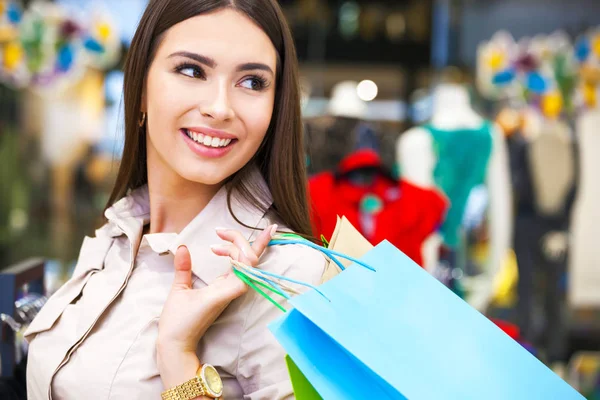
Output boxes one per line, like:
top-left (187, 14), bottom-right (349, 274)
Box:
top-left (180, 128), bottom-right (237, 159)
top-left (181, 128), bottom-right (237, 148)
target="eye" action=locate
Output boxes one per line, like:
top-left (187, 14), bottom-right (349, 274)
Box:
top-left (175, 63), bottom-right (205, 79)
top-left (239, 76), bottom-right (268, 91)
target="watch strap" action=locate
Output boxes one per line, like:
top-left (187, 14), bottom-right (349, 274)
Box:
top-left (161, 375), bottom-right (208, 400)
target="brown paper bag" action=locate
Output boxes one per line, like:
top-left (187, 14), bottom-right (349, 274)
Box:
top-left (320, 216), bottom-right (374, 283)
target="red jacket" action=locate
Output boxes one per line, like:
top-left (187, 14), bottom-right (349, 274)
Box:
top-left (309, 149), bottom-right (448, 267)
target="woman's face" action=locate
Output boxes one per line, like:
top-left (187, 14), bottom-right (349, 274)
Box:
top-left (144, 9), bottom-right (277, 186)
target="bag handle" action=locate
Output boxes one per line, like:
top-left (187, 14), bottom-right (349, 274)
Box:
top-left (233, 234), bottom-right (376, 312)
top-left (270, 233), bottom-right (376, 272)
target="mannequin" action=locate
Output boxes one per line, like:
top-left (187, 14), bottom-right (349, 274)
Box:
top-left (304, 81), bottom-right (369, 174)
top-left (396, 83), bottom-right (512, 311)
top-left (506, 109), bottom-right (576, 364)
top-left (569, 109), bottom-right (600, 308)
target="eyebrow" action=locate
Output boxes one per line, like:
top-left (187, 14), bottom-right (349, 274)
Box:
top-left (168, 51), bottom-right (216, 68)
top-left (236, 63), bottom-right (274, 76)
top-left (168, 51), bottom-right (274, 76)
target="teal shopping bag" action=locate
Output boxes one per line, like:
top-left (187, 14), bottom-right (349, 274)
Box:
top-left (269, 241), bottom-right (583, 400)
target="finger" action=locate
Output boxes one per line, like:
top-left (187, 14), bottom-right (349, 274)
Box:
top-left (251, 224), bottom-right (277, 258)
top-left (210, 243), bottom-right (240, 260)
top-left (216, 228), bottom-right (258, 266)
top-left (211, 271), bottom-right (249, 300)
top-left (173, 245), bottom-right (193, 289)
top-left (199, 272), bottom-right (248, 312)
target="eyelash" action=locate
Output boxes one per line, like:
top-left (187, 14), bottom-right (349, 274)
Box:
top-left (244, 75), bottom-right (269, 91)
top-left (173, 62), bottom-right (270, 91)
top-left (174, 62), bottom-right (205, 79)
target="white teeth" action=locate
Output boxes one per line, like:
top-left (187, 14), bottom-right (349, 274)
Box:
top-left (186, 129), bottom-right (233, 148)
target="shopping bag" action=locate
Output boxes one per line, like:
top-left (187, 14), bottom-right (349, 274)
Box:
top-left (320, 216), bottom-right (373, 283)
top-left (268, 240), bottom-right (583, 399)
top-left (285, 355), bottom-right (322, 400)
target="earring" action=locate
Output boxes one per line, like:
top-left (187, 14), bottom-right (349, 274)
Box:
top-left (138, 112), bottom-right (147, 127)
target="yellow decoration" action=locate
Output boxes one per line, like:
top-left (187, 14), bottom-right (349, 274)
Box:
top-left (3, 41), bottom-right (23, 71)
top-left (540, 45), bottom-right (553, 62)
top-left (593, 35), bottom-right (600, 58)
top-left (542, 91), bottom-right (563, 119)
top-left (580, 64), bottom-right (600, 85)
top-left (487, 49), bottom-right (505, 71)
top-left (96, 23), bottom-right (111, 42)
top-left (583, 83), bottom-right (597, 108)
top-left (469, 243), bottom-right (518, 308)
top-left (0, 25), bottom-right (17, 43)
top-left (491, 250), bottom-right (519, 308)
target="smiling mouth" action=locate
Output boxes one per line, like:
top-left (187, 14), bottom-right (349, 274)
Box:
top-left (182, 128), bottom-right (236, 148)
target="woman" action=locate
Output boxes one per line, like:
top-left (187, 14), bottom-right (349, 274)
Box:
top-left (24, 0), bottom-right (325, 398)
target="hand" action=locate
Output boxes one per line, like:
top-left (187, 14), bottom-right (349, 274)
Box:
top-left (156, 224), bottom-right (277, 388)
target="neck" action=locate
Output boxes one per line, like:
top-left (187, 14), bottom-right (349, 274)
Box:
top-left (146, 147), bottom-right (222, 234)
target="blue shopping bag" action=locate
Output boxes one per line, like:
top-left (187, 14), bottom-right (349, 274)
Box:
top-left (268, 240), bottom-right (583, 400)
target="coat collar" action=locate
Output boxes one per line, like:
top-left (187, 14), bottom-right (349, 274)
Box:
top-left (102, 167), bottom-right (274, 285)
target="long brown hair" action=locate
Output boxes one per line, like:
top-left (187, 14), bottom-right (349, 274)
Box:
top-left (105, 0), bottom-right (312, 236)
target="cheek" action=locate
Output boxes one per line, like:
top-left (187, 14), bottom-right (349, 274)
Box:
top-left (237, 95), bottom-right (275, 143)
top-left (146, 74), bottom-right (195, 147)
top-left (148, 75), bottom-right (187, 122)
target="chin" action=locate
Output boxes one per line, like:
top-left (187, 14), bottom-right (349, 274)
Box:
top-left (178, 168), bottom-right (233, 187)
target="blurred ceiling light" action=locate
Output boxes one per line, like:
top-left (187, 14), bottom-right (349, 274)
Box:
top-left (357, 79), bottom-right (378, 101)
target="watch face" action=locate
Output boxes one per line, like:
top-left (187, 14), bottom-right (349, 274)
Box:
top-left (203, 365), bottom-right (223, 396)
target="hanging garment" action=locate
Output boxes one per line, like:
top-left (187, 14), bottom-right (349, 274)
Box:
top-left (570, 111), bottom-right (600, 308)
top-left (506, 127), bottom-right (577, 364)
top-left (425, 122), bottom-right (494, 249)
top-left (309, 149), bottom-right (448, 267)
top-left (508, 128), bottom-right (577, 231)
top-left (513, 214), bottom-right (569, 363)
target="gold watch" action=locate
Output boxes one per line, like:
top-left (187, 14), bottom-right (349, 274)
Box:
top-left (161, 364), bottom-right (223, 399)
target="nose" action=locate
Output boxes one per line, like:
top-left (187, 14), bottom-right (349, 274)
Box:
top-left (199, 79), bottom-right (235, 122)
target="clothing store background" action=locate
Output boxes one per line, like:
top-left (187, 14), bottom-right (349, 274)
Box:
top-left (1, 0), bottom-right (600, 398)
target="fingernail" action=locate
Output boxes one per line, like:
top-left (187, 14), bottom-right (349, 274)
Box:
top-left (210, 244), bottom-right (228, 251)
top-left (215, 227), bottom-right (228, 233)
top-left (270, 224), bottom-right (278, 237)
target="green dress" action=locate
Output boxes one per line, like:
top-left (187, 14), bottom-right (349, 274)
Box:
top-left (425, 122), bottom-right (494, 248)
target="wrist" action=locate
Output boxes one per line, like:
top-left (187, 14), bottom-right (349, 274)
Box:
top-left (157, 343), bottom-right (201, 389)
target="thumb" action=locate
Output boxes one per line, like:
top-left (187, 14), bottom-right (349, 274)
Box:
top-left (173, 245), bottom-right (193, 289)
